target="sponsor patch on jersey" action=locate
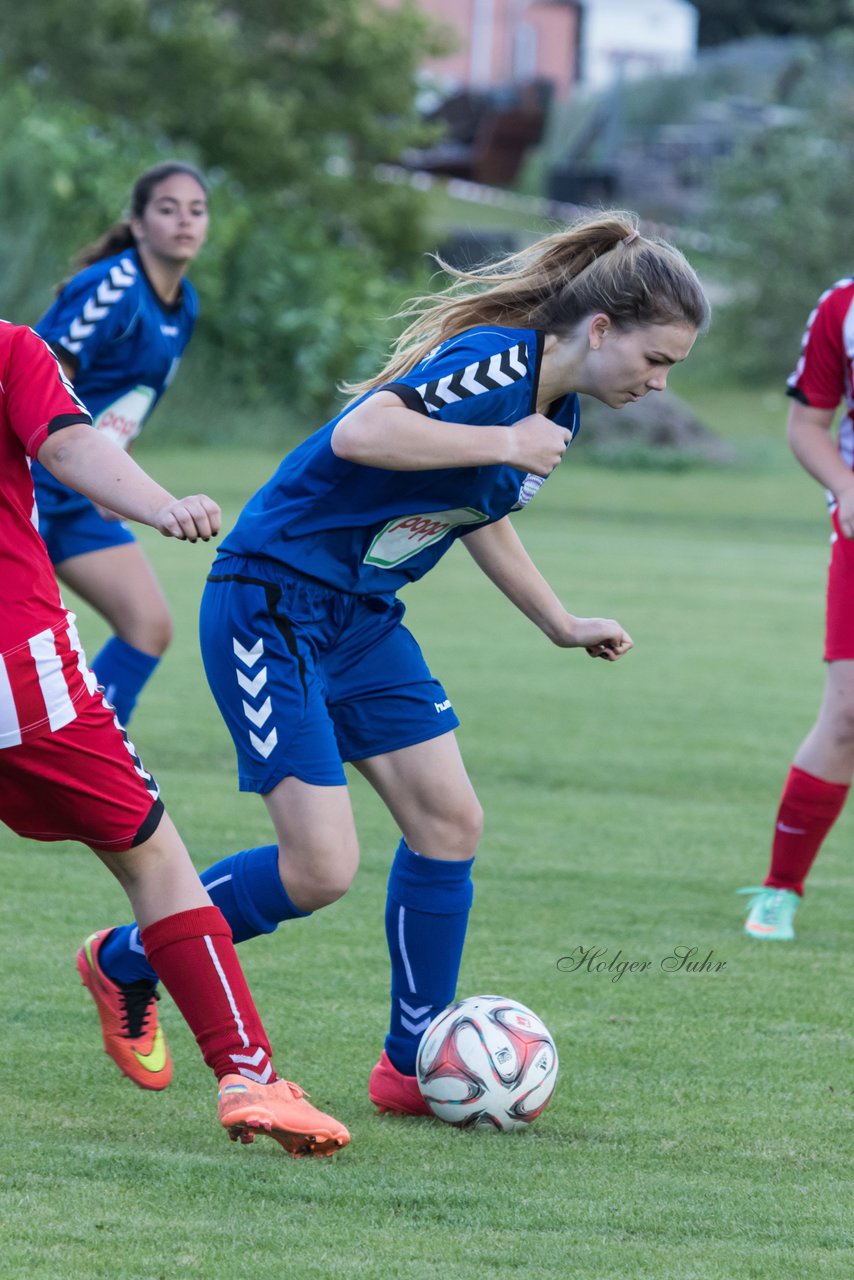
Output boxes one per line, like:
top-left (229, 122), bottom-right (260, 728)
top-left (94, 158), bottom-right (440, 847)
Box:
top-left (364, 507), bottom-right (488, 568)
top-left (94, 385), bottom-right (156, 450)
top-left (512, 473), bottom-right (546, 509)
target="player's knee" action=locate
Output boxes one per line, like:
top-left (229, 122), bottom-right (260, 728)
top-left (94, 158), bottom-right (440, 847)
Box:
top-left (456, 795), bottom-right (485, 850)
top-left (417, 794), bottom-right (483, 856)
top-left (281, 836), bottom-right (359, 911)
top-left (113, 602), bottom-right (173, 656)
top-left (140, 610), bottom-right (173, 656)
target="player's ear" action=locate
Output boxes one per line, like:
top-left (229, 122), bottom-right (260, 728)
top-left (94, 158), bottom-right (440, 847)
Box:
top-left (587, 314), bottom-right (613, 349)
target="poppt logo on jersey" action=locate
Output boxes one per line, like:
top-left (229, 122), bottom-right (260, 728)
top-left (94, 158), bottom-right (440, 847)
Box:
top-left (364, 507), bottom-right (488, 568)
top-left (94, 385), bottom-right (156, 450)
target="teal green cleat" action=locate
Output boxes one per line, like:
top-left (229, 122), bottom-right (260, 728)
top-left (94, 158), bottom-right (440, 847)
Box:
top-left (738, 886), bottom-right (800, 941)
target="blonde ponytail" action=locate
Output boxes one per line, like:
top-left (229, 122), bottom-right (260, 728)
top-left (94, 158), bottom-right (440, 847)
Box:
top-left (344, 210), bottom-right (709, 397)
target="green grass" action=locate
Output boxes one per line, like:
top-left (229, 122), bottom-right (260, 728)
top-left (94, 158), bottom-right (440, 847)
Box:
top-left (2, 395), bottom-right (853, 1279)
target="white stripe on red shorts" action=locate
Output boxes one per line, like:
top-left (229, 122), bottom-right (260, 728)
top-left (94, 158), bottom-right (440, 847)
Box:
top-left (0, 612), bottom-right (93, 748)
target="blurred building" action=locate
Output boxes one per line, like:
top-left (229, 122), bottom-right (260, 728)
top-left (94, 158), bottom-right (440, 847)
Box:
top-left (577, 0), bottom-right (698, 90)
top-left (383, 0), bottom-right (698, 101)
top-left (387, 0), bottom-right (700, 201)
top-left (389, 0), bottom-right (581, 101)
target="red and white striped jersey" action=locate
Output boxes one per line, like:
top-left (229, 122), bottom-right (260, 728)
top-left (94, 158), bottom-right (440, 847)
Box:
top-left (0, 320), bottom-right (93, 746)
top-left (787, 277), bottom-right (854, 469)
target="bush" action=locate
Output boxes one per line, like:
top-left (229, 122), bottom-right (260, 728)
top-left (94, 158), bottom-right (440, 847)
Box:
top-left (704, 31), bottom-right (854, 382)
top-left (0, 0), bottom-right (444, 423)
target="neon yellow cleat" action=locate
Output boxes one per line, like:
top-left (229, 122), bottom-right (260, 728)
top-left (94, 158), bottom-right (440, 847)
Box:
top-left (76, 930), bottom-right (172, 1090)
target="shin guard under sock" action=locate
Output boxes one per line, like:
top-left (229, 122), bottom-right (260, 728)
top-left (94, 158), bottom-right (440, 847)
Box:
top-left (98, 845), bottom-right (310, 986)
top-left (766, 765), bottom-right (849, 895)
top-left (141, 905), bottom-right (275, 1082)
top-left (384, 838), bottom-right (474, 1076)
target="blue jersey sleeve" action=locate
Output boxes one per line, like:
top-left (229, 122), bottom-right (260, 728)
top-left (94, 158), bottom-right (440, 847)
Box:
top-left (36, 257), bottom-right (141, 378)
top-left (381, 327), bottom-right (541, 428)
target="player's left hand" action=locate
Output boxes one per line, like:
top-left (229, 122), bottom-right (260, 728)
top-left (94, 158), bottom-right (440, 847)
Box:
top-left (561, 616), bottom-right (634, 661)
top-left (155, 494), bottom-right (221, 541)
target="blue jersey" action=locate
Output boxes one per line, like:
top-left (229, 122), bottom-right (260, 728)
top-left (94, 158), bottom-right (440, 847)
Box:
top-left (218, 325), bottom-right (580, 594)
top-left (33, 248), bottom-right (198, 513)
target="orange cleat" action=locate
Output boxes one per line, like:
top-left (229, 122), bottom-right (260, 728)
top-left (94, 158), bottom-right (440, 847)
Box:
top-left (217, 1074), bottom-right (350, 1158)
top-left (368, 1050), bottom-right (431, 1116)
top-left (76, 930), bottom-right (172, 1091)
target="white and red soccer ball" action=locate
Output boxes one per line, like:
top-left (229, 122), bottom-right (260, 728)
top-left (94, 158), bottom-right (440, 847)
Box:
top-left (415, 994), bottom-right (558, 1131)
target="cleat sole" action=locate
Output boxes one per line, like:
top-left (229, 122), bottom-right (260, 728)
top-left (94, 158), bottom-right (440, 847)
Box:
top-left (226, 1117), bottom-right (345, 1158)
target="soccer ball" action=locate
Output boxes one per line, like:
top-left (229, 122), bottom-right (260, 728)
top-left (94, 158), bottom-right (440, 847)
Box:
top-left (415, 994), bottom-right (558, 1131)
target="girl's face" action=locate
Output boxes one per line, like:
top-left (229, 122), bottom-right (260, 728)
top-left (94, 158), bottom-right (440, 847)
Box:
top-left (585, 318), bottom-right (697, 408)
top-left (132, 173), bottom-right (209, 265)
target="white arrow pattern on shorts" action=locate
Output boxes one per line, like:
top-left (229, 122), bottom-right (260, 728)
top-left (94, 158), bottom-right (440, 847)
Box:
top-left (234, 635), bottom-right (276, 758)
top-left (249, 727), bottom-right (277, 758)
top-left (233, 637), bottom-right (264, 667)
top-left (242, 696), bottom-right (272, 728)
top-left (236, 666), bottom-right (267, 696)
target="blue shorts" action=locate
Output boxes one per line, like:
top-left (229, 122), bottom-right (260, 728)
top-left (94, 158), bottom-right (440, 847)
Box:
top-left (37, 495), bottom-right (136, 564)
top-left (199, 557), bottom-right (460, 791)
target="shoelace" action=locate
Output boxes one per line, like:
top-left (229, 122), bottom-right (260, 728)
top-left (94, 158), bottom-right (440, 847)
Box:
top-left (281, 1081), bottom-right (308, 1101)
top-left (737, 886), bottom-right (792, 923)
top-left (760, 889), bottom-right (792, 924)
top-left (118, 981), bottom-right (160, 1039)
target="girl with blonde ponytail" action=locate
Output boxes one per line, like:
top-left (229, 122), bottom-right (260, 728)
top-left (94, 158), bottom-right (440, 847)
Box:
top-left (87, 212), bottom-right (710, 1126)
top-left (346, 210), bottom-right (709, 396)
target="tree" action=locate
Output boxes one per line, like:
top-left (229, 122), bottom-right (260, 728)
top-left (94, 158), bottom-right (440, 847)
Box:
top-left (693, 0), bottom-right (854, 47)
top-left (706, 32), bottom-right (854, 381)
top-left (0, 0), bottom-right (445, 417)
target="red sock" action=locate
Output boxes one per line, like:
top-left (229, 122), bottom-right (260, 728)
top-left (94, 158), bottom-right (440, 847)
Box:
top-left (141, 906), bottom-right (276, 1083)
top-left (766, 765), bottom-right (849, 895)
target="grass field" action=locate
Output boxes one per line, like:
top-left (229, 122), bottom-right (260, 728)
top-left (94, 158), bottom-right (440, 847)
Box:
top-left (2, 392), bottom-right (853, 1279)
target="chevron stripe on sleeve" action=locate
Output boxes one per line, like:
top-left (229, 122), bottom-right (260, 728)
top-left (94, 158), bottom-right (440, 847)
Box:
top-left (415, 341), bottom-right (529, 414)
top-left (60, 258), bottom-right (138, 356)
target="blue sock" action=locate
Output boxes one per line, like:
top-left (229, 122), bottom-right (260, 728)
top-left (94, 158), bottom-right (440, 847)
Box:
top-left (91, 636), bottom-right (160, 725)
top-left (384, 838), bottom-right (474, 1076)
top-left (200, 844), bottom-right (309, 943)
top-left (97, 845), bottom-right (310, 986)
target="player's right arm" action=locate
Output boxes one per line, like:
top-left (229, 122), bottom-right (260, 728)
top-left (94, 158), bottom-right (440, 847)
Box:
top-left (331, 391), bottom-right (571, 477)
top-left (786, 282), bottom-right (854, 536)
top-left (787, 401), bottom-right (854, 537)
top-left (38, 423), bottom-right (220, 541)
top-left (463, 516), bottom-right (633, 660)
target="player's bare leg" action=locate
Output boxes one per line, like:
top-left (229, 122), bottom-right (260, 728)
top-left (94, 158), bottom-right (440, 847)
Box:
top-left (743, 661), bottom-right (854, 940)
top-left (57, 541), bottom-right (172, 722)
top-left (262, 774), bottom-right (360, 912)
top-left (56, 541), bottom-right (173, 658)
top-left (87, 811), bottom-right (349, 1154)
top-left (793, 660), bottom-right (854, 783)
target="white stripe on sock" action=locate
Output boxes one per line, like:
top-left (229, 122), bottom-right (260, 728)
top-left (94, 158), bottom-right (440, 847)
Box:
top-left (397, 905), bottom-right (417, 993)
top-left (204, 873), bottom-right (232, 892)
top-left (204, 933), bottom-right (250, 1048)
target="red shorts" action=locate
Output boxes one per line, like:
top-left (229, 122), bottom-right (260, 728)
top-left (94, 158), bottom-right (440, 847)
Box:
top-left (0, 688), bottom-right (163, 850)
top-left (825, 506), bottom-right (854, 661)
